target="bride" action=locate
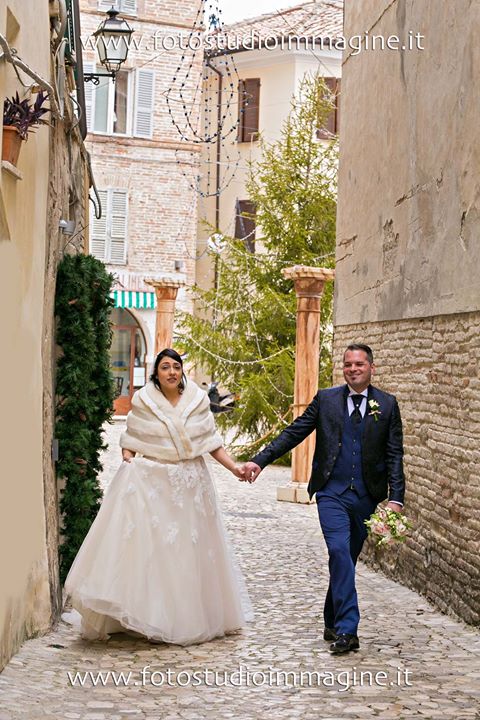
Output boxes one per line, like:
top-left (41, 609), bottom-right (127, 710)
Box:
top-left (64, 348), bottom-right (253, 645)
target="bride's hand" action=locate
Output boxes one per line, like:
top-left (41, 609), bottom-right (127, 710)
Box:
top-left (231, 464), bottom-right (247, 481)
top-left (122, 449), bottom-right (135, 463)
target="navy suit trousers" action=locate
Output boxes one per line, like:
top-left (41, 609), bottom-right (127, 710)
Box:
top-left (316, 488), bottom-right (377, 635)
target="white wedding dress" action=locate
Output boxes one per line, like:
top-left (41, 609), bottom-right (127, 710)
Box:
top-left (64, 455), bottom-right (253, 645)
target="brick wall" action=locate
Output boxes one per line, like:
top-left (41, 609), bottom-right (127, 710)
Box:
top-left (333, 313), bottom-right (480, 625)
top-left (80, 0), bottom-right (203, 320)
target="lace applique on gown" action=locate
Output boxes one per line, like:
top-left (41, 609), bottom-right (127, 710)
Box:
top-left (64, 456), bottom-right (253, 645)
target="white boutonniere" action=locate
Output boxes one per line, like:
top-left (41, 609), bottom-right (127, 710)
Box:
top-left (368, 399), bottom-right (381, 421)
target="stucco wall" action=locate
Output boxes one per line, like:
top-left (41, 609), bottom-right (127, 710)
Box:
top-left (0, 0), bottom-right (90, 670)
top-left (334, 0), bottom-right (480, 326)
top-left (0, 0), bottom-right (53, 669)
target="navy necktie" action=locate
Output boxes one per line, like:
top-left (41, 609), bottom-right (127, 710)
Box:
top-left (350, 394), bottom-right (364, 425)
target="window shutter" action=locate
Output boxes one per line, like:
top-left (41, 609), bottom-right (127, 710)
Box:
top-left (237, 79), bottom-right (245, 141)
top-left (234, 199), bottom-right (256, 252)
top-left (90, 190), bottom-right (108, 260)
top-left (120, 0), bottom-right (137, 14)
top-left (317, 77), bottom-right (339, 139)
top-left (98, 0), bottom-right (117, 10)
top-left (109, 190), bottom-right (128, 264)
top-left (83, 61), bottom-right (95, 132)
top-left (238, 78), bottom-right (260, 142)
top-left (133, 69), bottom-right (155, 139)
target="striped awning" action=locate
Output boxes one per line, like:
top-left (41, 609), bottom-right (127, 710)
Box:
top-left (111, 290), bottom-right (156, 309)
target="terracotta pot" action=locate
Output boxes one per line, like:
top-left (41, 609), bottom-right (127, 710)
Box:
top-left (2, 126), bottom-right (23, 166)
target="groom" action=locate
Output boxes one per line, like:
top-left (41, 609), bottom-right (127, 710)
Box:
top-left (243, 344), bottom-right (405, 653)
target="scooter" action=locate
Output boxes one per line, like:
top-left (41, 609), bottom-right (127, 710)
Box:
top-left (203, 381), bottom-right (236, 413)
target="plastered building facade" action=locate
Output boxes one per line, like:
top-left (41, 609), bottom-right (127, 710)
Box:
top-left (196, 1), bottom-right (343, 302)
top-left (0, 0), bottom-right (90, 668)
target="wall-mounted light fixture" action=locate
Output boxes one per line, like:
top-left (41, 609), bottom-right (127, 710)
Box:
top-left (59, 219), bottom-right (76, 235)
top-left (83, 7), bottom-right (134, 85)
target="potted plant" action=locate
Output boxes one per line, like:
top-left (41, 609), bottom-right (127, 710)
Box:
top-left (2, 91), bottom-right (49, 166)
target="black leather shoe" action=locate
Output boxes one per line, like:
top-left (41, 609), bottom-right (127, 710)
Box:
top-left (323, 627), bottom-right (338, 642)
top-left (329, 633), bottom-right (360, 654)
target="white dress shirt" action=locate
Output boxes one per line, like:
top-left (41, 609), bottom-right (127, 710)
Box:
top-left (346, 385), bottom-right (403, 508)
top-left (347, 387), bottom-right (368, 417)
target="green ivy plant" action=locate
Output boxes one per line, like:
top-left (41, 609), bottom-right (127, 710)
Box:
top-left (55, 254), bottom-right (115, 583)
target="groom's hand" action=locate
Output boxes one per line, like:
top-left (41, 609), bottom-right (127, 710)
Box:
top-left (243, 461), bottom-right (262, 483)
top-left (386, 501), bottom-right (403, 512)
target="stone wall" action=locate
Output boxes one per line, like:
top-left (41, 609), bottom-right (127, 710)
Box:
top-left (42, 78), bottom-right (91, 637)
top-left (333, 314), bottom-right (480, 624)
top-left (333, 0), bottom-right (480, 625)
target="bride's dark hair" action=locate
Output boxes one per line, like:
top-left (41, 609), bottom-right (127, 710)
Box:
top-left (150, 348), bottom-right (187, 394)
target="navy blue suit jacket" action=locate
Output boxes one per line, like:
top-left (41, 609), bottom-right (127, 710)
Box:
top-left (251, 384), bottom-right (405, 503)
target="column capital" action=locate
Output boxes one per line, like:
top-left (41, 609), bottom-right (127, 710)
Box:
top-left (144, 277), bottom-right (186, 301)
top-left (283, 265), bottom-right (335, 282)
top-left (283, 265), bottom-right (335, 298)
top-left (144, 276), bottom-right (186, 290)
top-left (144, 277), bottom-right (185, 354)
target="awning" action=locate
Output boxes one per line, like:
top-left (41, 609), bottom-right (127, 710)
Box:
top-left (111, 290), bottom-right (156, 309)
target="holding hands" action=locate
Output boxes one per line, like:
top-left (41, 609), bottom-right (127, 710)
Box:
top-left (229, 462), bottom-right (261, 483)
top-left (208, 447), bottom-right (262, 484)
top-left (242, 462), bottom-right (262, 483)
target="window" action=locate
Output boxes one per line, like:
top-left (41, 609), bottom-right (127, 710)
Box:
top-left (234, 199), bottom-right (256, 253)
top-left (238, 78), bottom-right (260, 142)
top-left (98, 0), bottom-right (137, 15)
top-left (84, 64), bottom-right (155, 138)
top-left (90, 189), bottom-right (128, 264)
top-left (317, 77), bottom-right (341, 139)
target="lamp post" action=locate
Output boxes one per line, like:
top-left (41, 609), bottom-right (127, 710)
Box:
top-left (84, 7), bottom-right (134, 85)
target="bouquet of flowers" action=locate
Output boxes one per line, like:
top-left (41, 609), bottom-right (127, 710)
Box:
top-left (365, 507), bottom-right (412, 547)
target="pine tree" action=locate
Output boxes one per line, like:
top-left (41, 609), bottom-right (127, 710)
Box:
top-left (178, 74), bottom-right (338, 456)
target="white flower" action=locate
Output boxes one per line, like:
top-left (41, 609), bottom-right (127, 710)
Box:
top-left (165, 522), bottom-right (179, 544)
top-left (123, 521), bottom-right (135, 540)
top-left (368, 399), bottom-right (382, 421)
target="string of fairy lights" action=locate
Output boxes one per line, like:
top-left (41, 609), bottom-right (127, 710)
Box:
top-left (165, 1), bottom-right (243, 145)
top-left (164, 0), bottom-right (250, 199)
top-left (164, 0), bottom-right (336, 387)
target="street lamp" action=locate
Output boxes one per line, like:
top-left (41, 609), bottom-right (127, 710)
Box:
top-left (84, 7), bottom-right (134, 85)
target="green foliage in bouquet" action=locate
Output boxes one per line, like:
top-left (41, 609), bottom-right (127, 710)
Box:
top-left (55, 254), bottom-right (115, 582)
top-left (178, 74), bottom-right (338, 457)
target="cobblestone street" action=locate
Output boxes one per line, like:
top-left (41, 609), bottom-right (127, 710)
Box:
top-left (1, 420), bottom-right (479, 720)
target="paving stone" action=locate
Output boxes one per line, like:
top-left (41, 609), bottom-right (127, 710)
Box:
top-left (0, 420), bottom-right (479, 719)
